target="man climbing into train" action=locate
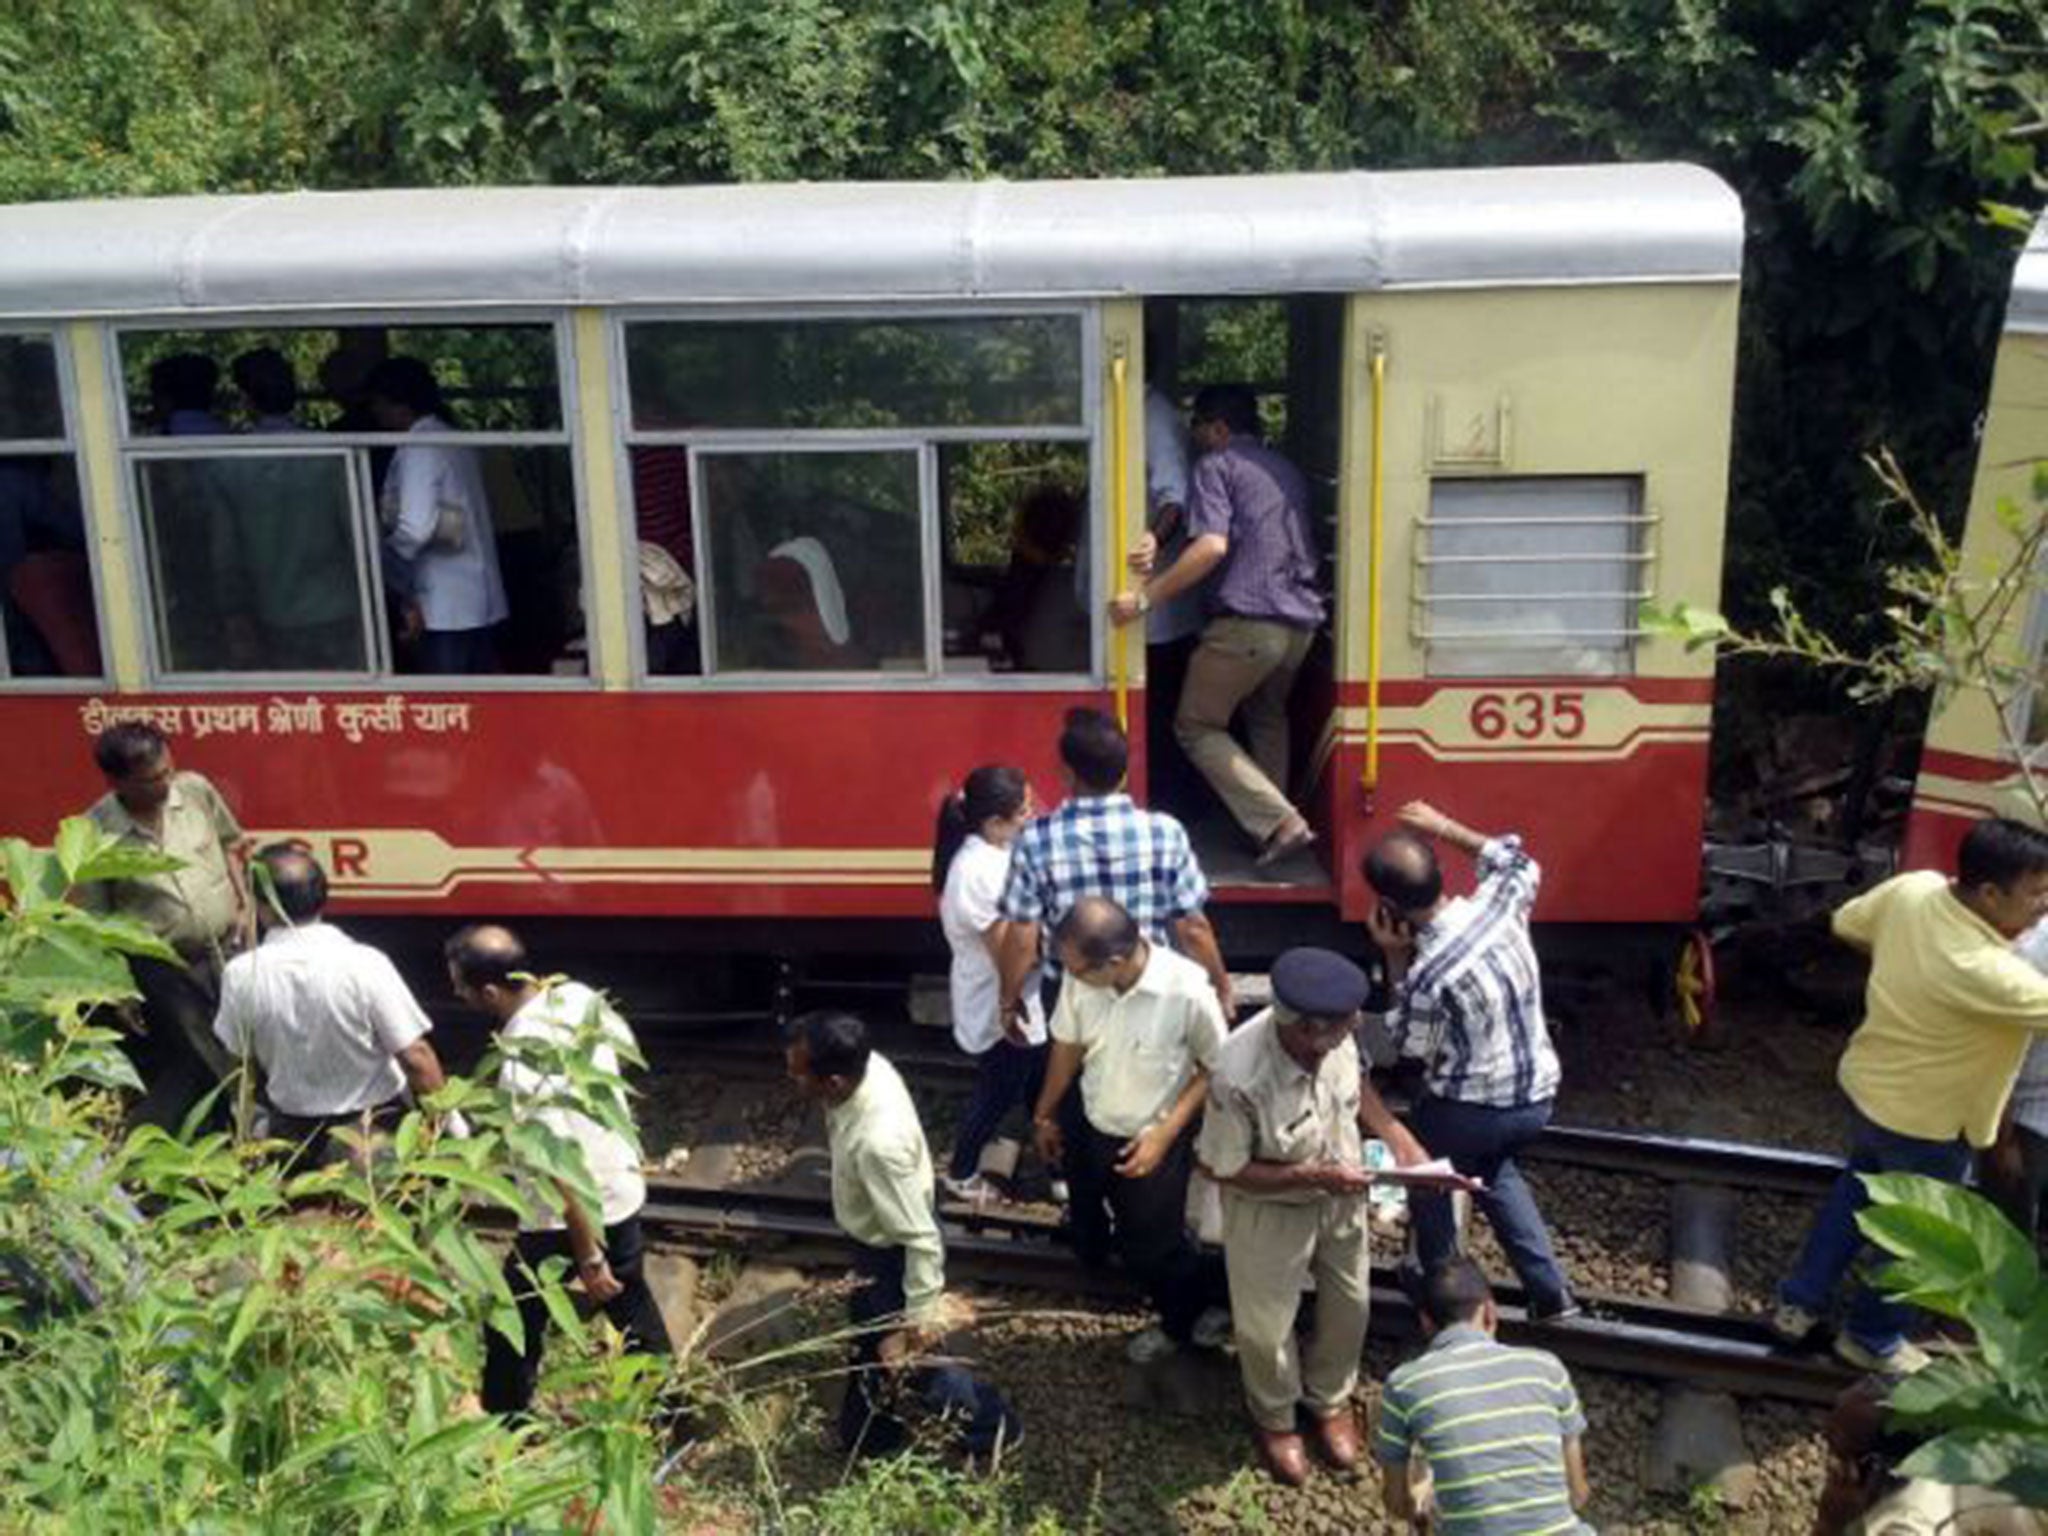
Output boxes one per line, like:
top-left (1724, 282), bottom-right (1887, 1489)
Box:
top-left (1108, 381), bottom-right (1324, 868)
top-left (1773, 816), bottom-right (2048, 1374)
top-left (785, 1009), bottom-right (1020, 1464)
top-left (1364, 799), bottom-right (1580, 1324)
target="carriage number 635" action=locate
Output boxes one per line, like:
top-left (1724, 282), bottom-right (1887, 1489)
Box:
top-left (1467, 690), bottom-right (1587, 742)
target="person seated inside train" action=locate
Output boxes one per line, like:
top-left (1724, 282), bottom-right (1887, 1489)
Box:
top-left (981, 483), bottom-right (1088, 673)
top-left (0, 361), bottom-right (91, 675)
top-left (232, 347), bottom-right (305, 434)
top-left (746, 535), bottom-right (870, 670)
top-left (632, 445), bottom-right (699, 675)
top-left (1111, 382), bottom-right (1324, 868)
top-left (148, 353), bottom-right (228, 435)
top-left (321, 335), bottom-right (394, 491)
top-left (367, 356), bottom-right (511, 675)
top-left (209, 352), bottom-right (362, 671)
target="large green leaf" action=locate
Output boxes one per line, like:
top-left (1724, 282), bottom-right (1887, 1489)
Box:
top-left (1898, 1427), bottom-right (2048, 1500)
top-left (1859, 1173), bottom-right (2040, 1315)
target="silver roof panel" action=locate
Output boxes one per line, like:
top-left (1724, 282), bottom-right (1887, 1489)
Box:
top-left (2007, 213), bottom-right (2048, 335)
top-left (0, 165), bottom-right (1742, 320)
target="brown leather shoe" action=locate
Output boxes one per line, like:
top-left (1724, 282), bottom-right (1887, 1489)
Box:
top-left (1255, 1426), bottom-right (1311, 1486)
top-left (1312, 1407), bottom-right (1361, 1470)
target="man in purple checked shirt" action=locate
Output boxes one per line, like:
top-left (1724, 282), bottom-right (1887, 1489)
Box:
top-left (1111, 383), bottom-right (1325, 867)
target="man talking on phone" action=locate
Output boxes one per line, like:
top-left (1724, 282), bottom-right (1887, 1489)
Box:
top-left (1364, 801), bottom-right (1580, 1323)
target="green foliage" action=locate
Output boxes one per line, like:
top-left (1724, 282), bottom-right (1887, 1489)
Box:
top-left (0, 820), bottom-right (668, 1532)
top-left (1857, 1173), bottom-right (2048, 1507)
top-left (780, 1450), bottom-right (1076, 1536)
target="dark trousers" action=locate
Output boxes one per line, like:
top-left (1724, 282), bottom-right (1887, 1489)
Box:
top-left (1987, 1125), bottom-right (2048, 1246)
top-left (1145, 634), bottom-right (1204, 821)
top-left (124, 953), bottom-right (228, 1133)
top-left (268, 1096), bottom-right (407, 1176)
top-left (416, 624), bottom-right (502, 676)
top-left (840, 1243), bottom-right (1018, 1459)
top-left (1408, 1095), bottom-right (1572, 1315)
top-left (1063, 1101), bottom-right (1220, 1342)
top-left (1783, 1105), bottom-right (1974, 1354)
top-left (481, 1213), bottom-right (674, 1417)
top-left (949, 1039), bottom-right (1048, 1183)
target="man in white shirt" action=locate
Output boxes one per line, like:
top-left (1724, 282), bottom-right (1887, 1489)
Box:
top-left (1992, 921), bottom-right (2048, 1243)
top-left (1030, 895), bottom-right (1229, 1361)
top-left (786, 1010), bottom-right (1019, 1460)
top-left (212, 845), bottom-right (448, 1170)
top-left (1140, 375), bottom-right (1208, 821)
top-left (367, 356), bottom-right (509, 675)
top-left (446, 923), bottom-right (673, 1419)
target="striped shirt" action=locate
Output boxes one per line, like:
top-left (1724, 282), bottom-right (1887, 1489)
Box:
top-left (1375, 1325), bottom-right (1590, 1536)
top-left (1185, 438), bottom-right (1325, 629)
top-left (1386, 836), bottom-right (1560, 1108)
top-left (997, 793), bottom-right (1209, 973)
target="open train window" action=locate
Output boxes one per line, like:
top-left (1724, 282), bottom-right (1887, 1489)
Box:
top-left (621, 311), bottom-right (1094, 682)
top-left (1419, 476), bottom-right (1651, 678)
top-left (114, 324), bottom-right (582, 682)
top-left (0, 333), bottom-right (99, 682)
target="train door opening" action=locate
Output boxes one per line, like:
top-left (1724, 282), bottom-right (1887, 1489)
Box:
top-left (1139, 294), bottom-right (1345, 888)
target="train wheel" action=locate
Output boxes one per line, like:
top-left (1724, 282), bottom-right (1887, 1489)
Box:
top-left (1673, 928), bottom-right (1721, 1047)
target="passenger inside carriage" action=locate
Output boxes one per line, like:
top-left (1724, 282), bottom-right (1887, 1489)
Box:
top-left (981, 482), bottom-right (1088, 674)
top-left (1113, 382), bottom-right (1324, 868)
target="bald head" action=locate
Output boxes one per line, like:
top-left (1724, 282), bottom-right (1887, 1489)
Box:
top-left (1364, 830), bottom-right (1443, 915)
top-left (255, 842), bottom-right (328, 923)
top-left (445, 923), bottom-right (533, 1017)
top-left (1054, 895), bottom-right (1143, 975)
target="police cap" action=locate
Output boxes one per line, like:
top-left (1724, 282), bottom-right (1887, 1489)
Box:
top-left (1270, 947), bottom-right (1368, 1020)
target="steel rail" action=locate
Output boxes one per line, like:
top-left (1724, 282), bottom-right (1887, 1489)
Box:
top-left (637, 1179), bottom-right (1851, 1405)
top-left (655, 1036), bottom-right (1846, 1198)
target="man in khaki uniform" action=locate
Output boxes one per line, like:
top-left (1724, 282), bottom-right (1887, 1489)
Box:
top-left (79, 720), bottom-right (249, 1129)
top-left (1197, 947), bottom-right (1420, 1486)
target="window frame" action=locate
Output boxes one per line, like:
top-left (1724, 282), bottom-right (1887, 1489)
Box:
top-left (125, 442), bottom-right (386, 683)
top-left (610, 302), bottom-right (1104, 692)
top-left (0, 327), bottom-right (109, 690)
top-left (1413, 473), bottom-right (1656, 680)
top-left (104, 309), bottom-right (598, 693)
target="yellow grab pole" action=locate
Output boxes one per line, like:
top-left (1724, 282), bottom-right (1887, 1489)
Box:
top-left (1110, 348), bottom-right (1131, 730)
top-left (1364, 339), bottom-right (1387, 792)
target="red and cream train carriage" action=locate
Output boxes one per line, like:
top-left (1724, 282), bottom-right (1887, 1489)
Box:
top-left (0, 169), bottom-right (1742, 981)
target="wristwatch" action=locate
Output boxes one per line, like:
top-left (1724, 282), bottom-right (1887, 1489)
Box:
top-left (1135, 590), bottom-right (1153, 616)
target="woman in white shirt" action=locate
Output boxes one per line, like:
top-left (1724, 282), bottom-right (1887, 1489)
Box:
top-left (933, 764), bottom-right (1047, 1201)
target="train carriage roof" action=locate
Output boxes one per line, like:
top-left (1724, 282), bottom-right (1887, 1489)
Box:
top-left (0, 165), bottom-right (1742, 320)
top-left (2008, 214), bottom-right (2048, 335)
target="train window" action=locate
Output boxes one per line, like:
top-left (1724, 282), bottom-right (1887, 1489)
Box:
top-left (697, 450), bottom-right (926, 674)
top-left (621, 310), bottom-right (1096, 682)
top-left (133, 451), bottom-right (369, 674)
top-left (114, 324), bottom-right (583, 681)
top-left (1420, 477), bottom-right (1649, 678)
top-left (940, 442), bottom-right (1091, 674)
top-left (624, 316), bottom-right (1083, 431)
top-left (0, 333), bottom-right (99, 682)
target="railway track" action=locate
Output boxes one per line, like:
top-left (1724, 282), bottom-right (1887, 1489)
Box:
top-left (637, 1174), bottom-right (1853, 1406)
top-left (660, 1030), bottom-right (1845, 1199)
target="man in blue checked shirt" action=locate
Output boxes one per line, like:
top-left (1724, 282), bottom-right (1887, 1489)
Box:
top-left (995, 706), bottom-right (1232, 1025)
top-left (1365, 801), bottom-right (1579, 1323)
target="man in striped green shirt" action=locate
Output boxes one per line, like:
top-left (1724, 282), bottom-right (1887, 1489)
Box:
top-left (1375, 1258), bottom-right (1593, 1534)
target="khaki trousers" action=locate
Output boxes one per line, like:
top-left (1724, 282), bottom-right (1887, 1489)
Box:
top-left (1174, 615), bottom-right (1314, 842)
top-left (1221, 1187), bottom-right (1371, 1432)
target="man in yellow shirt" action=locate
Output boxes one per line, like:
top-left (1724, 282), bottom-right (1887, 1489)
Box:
top-left (1773, 817), bottom-right (2048, 1373)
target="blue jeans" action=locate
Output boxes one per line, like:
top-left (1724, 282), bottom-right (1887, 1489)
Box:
top-left (948, 1039), bottom-right (1047, 1183)
top-left (1781, 1105), bottom-right (1972, 1354)
top-left (841, 1244), bottom-right (1018, 1458)
top-left (1408, 1095), bottom-right (1571, 1315)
